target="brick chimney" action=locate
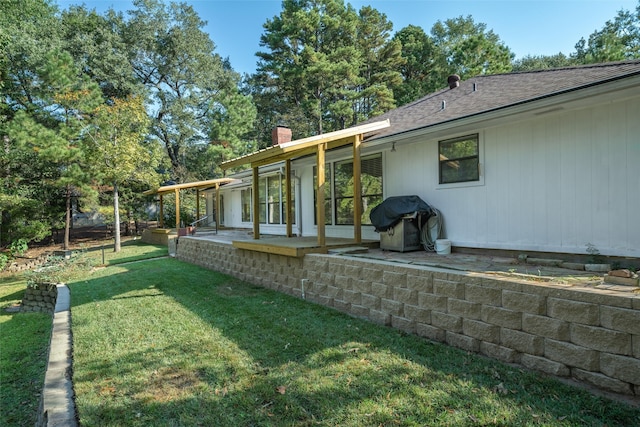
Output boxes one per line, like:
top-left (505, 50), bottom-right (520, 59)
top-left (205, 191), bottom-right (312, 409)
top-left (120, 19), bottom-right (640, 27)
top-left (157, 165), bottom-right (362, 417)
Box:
top-left (271, 126), bottom-right (292, 146)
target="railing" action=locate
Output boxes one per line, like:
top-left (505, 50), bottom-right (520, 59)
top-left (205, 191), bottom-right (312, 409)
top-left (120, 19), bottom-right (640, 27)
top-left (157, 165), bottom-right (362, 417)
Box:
top-left (189, 215), bottom-right (218, 234)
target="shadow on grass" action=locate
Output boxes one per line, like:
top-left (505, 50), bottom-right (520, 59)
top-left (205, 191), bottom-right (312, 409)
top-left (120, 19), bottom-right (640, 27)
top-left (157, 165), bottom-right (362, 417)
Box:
top-left (68, 258), bottom-right (640, 427)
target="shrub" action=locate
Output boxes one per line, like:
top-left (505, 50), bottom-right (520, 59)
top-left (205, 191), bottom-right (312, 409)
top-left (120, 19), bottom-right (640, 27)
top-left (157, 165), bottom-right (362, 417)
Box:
top-left (0, 253), bottom-right (8, 271)
top-left (8, 238), bottom-right (28, 257)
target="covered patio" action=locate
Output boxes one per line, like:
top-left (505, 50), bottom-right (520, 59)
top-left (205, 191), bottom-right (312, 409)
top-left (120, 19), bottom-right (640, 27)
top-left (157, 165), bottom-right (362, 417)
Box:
top-left (219, 120), bottom-right (390, 256)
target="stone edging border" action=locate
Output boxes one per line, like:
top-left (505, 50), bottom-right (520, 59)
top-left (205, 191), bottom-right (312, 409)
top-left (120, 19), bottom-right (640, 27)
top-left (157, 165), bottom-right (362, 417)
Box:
top-left (36, 284), bottom-right (78, 427)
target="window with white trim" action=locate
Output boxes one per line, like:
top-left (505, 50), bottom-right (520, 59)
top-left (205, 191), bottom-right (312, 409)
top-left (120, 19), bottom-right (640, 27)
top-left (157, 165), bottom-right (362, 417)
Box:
top-left (439, 134), bottom-right (479, 184)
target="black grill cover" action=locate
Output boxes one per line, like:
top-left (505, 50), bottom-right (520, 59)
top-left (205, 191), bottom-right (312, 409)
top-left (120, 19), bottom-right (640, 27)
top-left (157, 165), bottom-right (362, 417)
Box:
top-left (369, 195), bottom-right (433, 232)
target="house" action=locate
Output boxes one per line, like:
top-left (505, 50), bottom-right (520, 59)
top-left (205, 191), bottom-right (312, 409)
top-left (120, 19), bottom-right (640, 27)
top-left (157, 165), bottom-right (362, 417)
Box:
top-left (204, 60), bottom-right (640, 259)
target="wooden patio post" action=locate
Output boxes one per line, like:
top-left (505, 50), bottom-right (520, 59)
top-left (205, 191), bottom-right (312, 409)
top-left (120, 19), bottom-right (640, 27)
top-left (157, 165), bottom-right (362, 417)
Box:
top-left (352, 134), bottom-right (362, 243)
top-left (252, 166), bottom-right (260, 239)
top-left (285, 159), bottom-right (293, 237)
top-left (174, 188), bottom-right (180, 228)
top-left (159, 194), bottom-right (164, 228)
top-left (316, 143), bottom-right (326, 247)
top-left (215, 183), bottom-right (221, 227)
top-left (196, 189), bottom-right (200, 224)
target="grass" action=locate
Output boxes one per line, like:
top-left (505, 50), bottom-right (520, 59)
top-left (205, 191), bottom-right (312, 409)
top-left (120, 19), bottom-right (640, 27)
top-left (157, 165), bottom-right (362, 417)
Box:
top-left (0, 240), bottom-right (166, 427)
top-left (0, 276), bottom-right (53, 426)
top-left (80, 239), bottom-right (167, 266)
top-left (68, 256), bottom-right (640, 427)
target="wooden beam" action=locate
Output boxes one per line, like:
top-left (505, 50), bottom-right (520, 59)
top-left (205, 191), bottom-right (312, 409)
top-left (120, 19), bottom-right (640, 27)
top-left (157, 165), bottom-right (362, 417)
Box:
top-left (174, 188), bottom-right (180, 228)
top-left (221, 119), bottom-right (390, 170)
top-left (159, 194), bottom-right (164, 228)
top-left (316, 143), bottom-right (326, 247)
top-left (285, 159), bottom-right (293, 237)
top-left (215, 183), bottom-right (221, 227)
top-left (252, 166), bottom-right (260, 239)
top-left (352, 134), bottom-right (362, 243)
top-left (196, 188), bottom-right (200, 223)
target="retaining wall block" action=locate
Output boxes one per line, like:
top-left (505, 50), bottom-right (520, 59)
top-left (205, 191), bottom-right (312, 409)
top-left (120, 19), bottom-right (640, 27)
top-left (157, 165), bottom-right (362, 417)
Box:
top-left (416, 323), bottom-right (445, 342)
top-left (502, 290), bottom-right (546, 315)
top-left (547, 298), bottom-right (599, 325)
top-left (522, 313), bottom-right (570, 341)
top-left (406, 273), bottom-right (433, 292)
top-left (361, 267), bottom-right (383, 282)
top-left (599, 306), bottom-right (640, 335)
top-left (383, 270), bottom-right (407, 288)
top-left (394, 287), bottom-right (418, 305)
top-left (446, 331), bottom-right (479, 352)
top-left (433, 279), bottom-right (465, 299)
top-left (570, 324), bottom-right (632, 355)
top-left (465, 284), bottom-right (502, 306)
top-left (352, 279), bottom-right (372, 294)
top-left (481, 306), bottom-right (522, 329)
top-left (431, 311), bottom-right (462, 333)
top-left (334, 275), bottom-right (352, 291)
top-left (361, 293), bottom-right (381, 310)
top-left (369, 309), bottom-right (391, 326)
top-left (418, 292), bottom-right (447, 311)
top-left (463, 319), bottom-right (501, 344)
top-left (480, 342), bottom-right (520, 364)
top-left (371, 282), bottom-right (392, 299)
top-left (333, 299), bottom-right (351, 314)
top-left (599, 353), bottom-right (640, 385)
top-left (500, 329), bottom-right (544, 355)
top-left (544, 339), bottom-right (600, 371)
top-left (448, 299), bottom-right (481, 320)
top-left (572, 369), bottom-right (634, 395)
top-left (391, 315), bottom-right (415, 334)
top-left (403, 304), bottom-right (431, 324)
top-left (381, 298), bottom-right (404, 317)
top-left (349, 304), bottom-right (370, 319)
top-left (521, 354), bottom-right (570, 377)
top-left (343, 289), bottom-right (362, 305)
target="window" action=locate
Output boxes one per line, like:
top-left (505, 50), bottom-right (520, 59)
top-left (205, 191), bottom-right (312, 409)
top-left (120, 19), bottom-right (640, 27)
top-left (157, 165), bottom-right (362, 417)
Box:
top-left (439, 134), bottom-right (479, 184)
top-left (314, 153), bottom-right (383, 226)
top-left (241, 188), bottom-right (252, 222)
top-left (241, 173), bottom-right (295, 225)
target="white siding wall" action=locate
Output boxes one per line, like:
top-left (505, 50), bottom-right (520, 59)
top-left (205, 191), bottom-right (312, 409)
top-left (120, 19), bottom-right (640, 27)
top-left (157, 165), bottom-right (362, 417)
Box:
top-left (384, 97), bottom-right (640, 257)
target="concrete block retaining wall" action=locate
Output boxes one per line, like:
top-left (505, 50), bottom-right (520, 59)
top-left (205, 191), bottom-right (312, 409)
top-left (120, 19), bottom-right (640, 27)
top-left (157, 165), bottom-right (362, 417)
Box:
top-left (176, 237), bottom-right (640, 397)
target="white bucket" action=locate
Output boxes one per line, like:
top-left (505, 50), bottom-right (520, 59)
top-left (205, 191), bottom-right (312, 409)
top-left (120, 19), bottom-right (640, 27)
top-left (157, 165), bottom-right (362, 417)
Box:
top-left (435, 239), bottom-right (451, 255)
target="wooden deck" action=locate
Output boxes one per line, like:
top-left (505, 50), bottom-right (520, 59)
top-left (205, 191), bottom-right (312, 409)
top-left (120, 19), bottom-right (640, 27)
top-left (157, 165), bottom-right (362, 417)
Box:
top-left (232, 236), bottom-right (379, 257)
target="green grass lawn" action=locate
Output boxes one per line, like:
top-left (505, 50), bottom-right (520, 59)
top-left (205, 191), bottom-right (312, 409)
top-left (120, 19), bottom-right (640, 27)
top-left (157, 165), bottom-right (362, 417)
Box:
top-left (0, 276), bottom-right (52, 426)
top-left (0, 240), bottom-right (166, 427)
top-left (69, 257), bottom-right (640, 427)
top-left (81, 239), bottom-right (167, 266)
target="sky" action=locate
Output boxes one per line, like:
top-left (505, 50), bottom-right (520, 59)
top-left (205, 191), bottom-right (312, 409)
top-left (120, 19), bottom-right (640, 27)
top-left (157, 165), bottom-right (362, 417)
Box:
top-left (55, 0), bottom-right (639, 76)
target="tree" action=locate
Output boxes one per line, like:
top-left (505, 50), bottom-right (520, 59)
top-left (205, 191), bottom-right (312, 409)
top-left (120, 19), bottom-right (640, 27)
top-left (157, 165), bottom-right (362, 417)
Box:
top-left (392, 25), bottom-right (437, 105)
top-left (85, 96), bottom-right (160, 251)
top-left (8, 51), bottom-right (103, 251)
top-left (573, 3), bottom-right (640, 63)
top-left (430, 16), bottom-right (514, 82)
top-left (512, 53), bottom-right (576, 72)
top-left (254, 0), bottom-right (403, 137)
top-left (352, 6), bottom-right (403, 124)
top-left (123, 0), bottom-right (251, 182)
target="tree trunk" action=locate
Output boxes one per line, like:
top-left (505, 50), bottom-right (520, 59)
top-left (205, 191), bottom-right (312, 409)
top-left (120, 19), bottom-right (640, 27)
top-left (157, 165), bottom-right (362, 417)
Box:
top-left (63, 185), bottom-right (71, 251)
top-left (113, 182), bottom-right (121, 252)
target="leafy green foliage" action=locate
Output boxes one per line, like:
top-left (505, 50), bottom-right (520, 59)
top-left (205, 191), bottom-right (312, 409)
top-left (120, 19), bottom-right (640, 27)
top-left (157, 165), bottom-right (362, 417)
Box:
top-left (8, 239), bottom-right (28, 257)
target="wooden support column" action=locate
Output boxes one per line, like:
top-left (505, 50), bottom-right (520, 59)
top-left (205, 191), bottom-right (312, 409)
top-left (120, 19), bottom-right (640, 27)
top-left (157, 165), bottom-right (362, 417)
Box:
top-left (159, 195), bottom-right (164, 228)
top-left (174, 188), bottom-right (180, 228)
top-left (352, 134), bottom-right (362, 243)
top-left (196, 189), bottom-right (200, 223)
top-left (285, 159), bottom-right (293, 237)
top-left (316, 143), bottom-right (326, 247)
top-left (215, 183), bottom-right (221, 226)
top-left (252, 166), bottom-right (260, 239)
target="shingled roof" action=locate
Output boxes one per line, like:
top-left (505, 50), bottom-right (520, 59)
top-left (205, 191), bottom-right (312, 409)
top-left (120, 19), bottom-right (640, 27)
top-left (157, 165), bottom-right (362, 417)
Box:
top-left (363, 60), bottom-right (640, 141)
